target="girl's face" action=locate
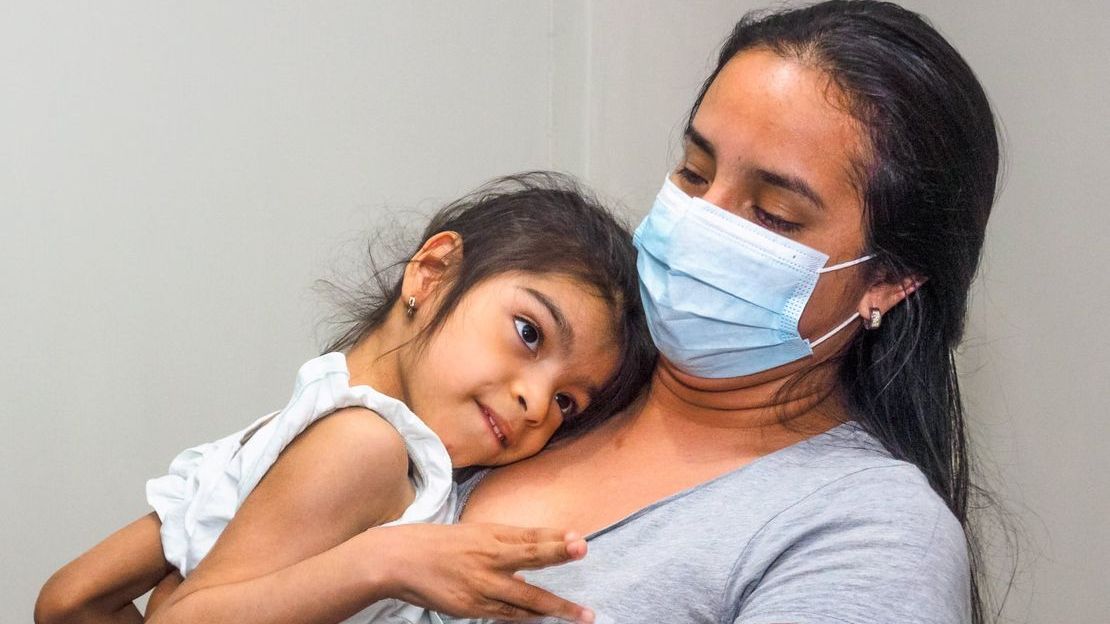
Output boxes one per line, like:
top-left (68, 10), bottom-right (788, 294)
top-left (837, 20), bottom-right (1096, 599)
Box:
top-left (672, 48), bottom-right (876, 368)
top-left (400, 271), bottom-right (620, 468)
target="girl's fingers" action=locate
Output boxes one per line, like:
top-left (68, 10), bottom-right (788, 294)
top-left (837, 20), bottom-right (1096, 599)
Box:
top-left (493, 526), bottom-right (588, 570)
top-left (495, 526), bottom-right (572, 545)
top-left (493, 575), bottom-right (594, 624)
top-left (564, 534), bottom-right (588, 560)
top-left (508, 538), bottom-right (586, 570)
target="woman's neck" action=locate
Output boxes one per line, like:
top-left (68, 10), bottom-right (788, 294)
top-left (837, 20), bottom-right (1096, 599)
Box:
top-left (626, 357), bottom-right (847, 459)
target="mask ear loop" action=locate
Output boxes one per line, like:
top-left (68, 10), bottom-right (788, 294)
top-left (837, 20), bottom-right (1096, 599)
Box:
top-left (818, 254), bottom-right (875, 273)
top-left (809, 312), bottom-right (862, 348)
top-left (809, 253), bottom-right (875, 348)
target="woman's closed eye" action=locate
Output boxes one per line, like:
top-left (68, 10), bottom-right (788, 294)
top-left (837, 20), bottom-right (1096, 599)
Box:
top-left (675, 165), bottom-right (801, 234)
top-left (752, 205), bottom-right (802, 233)
top-left (514, 317), bottom-right (542, 353)
top-left (675, 165), bottom-right (709, 188)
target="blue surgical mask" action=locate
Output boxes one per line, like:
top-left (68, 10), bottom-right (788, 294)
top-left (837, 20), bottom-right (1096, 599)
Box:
top-left (633, 177), bottom-right (873, 378)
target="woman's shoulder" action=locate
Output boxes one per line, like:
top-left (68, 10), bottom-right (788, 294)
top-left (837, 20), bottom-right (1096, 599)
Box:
top-left (761, 451), bottom-right (963, 556)
top-left (706, 423), bottom-right (972, 623)
top-left (726, 423), bottom-right (971, 623)
top-left (745, 422), bottom-right (961, 544)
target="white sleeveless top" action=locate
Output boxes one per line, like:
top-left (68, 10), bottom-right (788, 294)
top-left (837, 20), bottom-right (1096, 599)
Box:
top-left (146, 352), bottom-right (455, 624)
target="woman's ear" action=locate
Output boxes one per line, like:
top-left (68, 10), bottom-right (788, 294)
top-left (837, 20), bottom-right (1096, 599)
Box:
top-left (857, 273), bottom-right (926, 320)
top-left (401, 231), bottom-right (463, 303)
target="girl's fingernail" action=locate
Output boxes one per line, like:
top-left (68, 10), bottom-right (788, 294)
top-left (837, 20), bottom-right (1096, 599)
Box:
top-left (579, 607), bottom-right (595, 624)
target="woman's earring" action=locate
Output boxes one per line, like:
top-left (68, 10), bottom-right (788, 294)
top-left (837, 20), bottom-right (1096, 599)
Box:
top-left (865, 307), bottom-right (882, 330)
top-left (405, 296), bottom-right (418, 318)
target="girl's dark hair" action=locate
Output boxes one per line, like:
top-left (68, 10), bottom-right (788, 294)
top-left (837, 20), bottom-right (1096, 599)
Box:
top-left (688, 2), bottom-right (1002, 621)
top-left (325, 171), bottom-right (656, 442)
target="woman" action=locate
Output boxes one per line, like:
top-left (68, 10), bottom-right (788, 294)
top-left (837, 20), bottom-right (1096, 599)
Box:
top-left (144, 2), bottom-right (999, 623)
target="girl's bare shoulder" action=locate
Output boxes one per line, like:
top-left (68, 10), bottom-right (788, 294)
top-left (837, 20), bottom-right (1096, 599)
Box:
top-left (255, 406), bottom-right (415, 527)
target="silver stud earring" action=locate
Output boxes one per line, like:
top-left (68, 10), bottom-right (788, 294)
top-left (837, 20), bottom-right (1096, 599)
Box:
top-left (865, 307), bottom-right (882, 330)
top-left (405, 296), bottom-right (417, 317)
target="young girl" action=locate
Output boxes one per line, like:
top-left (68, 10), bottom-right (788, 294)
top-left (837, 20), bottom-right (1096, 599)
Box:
top-left (36, 172), bottom-right (655, 624)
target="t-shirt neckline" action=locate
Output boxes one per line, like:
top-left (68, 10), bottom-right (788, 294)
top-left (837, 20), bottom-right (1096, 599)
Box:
top-left (458, 420), bottom-right (865, 541)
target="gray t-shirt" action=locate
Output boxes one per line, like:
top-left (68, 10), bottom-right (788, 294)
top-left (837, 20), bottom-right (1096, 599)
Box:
top-left (448, 422), bottom-right (970, 624)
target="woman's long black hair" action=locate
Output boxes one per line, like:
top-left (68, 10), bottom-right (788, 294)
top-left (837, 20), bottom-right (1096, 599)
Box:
top-left (687, 2), bottom-right (1003, 622)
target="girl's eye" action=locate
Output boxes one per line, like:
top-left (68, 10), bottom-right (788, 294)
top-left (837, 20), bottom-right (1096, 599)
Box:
top-left (675, 165), bottom-right (709, 187)
top-left (554, 393), bottom-right (578, 418)
top-left (753, 206), bottom-right (802, 233)
top-left (514, 317), bottom-right (542, 352)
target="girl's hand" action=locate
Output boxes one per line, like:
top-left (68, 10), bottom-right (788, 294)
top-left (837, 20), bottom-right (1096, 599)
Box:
top-left (143, 412), bottom-right (592, 624)
top-left (367, 522), bottom-right (594, 623)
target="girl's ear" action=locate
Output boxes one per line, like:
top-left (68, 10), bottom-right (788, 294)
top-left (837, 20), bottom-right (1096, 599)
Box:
top-left (402, 231), bottom-right (463, 301)
top-left (857, 273), bottom-right (927, 319)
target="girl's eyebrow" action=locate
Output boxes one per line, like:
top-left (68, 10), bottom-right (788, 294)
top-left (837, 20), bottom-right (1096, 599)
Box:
top-left (520, 286), bottom-right (573, 346)
top-left (521, 288), bottom-right (603, 401)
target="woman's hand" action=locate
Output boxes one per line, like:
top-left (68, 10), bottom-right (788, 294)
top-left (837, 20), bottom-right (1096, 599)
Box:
top-left (366, 522), bottom-right (594, 623)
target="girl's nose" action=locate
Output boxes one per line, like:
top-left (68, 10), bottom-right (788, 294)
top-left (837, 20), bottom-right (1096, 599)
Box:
top-left (512, 377), bottom-right (552, 427)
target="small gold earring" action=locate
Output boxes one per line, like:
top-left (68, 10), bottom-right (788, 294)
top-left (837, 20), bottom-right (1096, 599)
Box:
top-left (405, 296), bottom-right (417, 317)
top-left (865, 307), bottom-right (882, 330)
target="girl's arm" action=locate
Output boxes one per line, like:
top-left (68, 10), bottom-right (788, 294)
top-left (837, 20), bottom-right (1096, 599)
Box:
top-left (35, 513), bottom-right (175, 624)
top-left (148, 406), bottom-right (592, 624)
top-left (145, 570), bottom-right (183, 619)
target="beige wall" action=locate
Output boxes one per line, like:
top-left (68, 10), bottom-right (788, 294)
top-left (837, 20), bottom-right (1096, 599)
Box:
top-left (4, 1), bottom-right (1106, 621)
top-left (2, 2), bottom-right (561, 616)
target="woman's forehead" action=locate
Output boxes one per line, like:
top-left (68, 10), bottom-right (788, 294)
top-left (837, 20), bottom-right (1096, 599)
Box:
top-left (695, 49), bottom-right (869, 206)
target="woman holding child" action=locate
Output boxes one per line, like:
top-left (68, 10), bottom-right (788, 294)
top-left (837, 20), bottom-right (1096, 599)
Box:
top-left (40, 2), bottom-right (1001, 623)
top-left (403, 3), bottom-right (1000, 622)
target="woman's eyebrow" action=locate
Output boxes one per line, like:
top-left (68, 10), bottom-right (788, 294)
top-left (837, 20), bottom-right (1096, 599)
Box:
top-left (686, 125), bottom-right (826, 211)
top-left (685, 126), bottom-right (716, 158)
top-left (756, 169), bottom-right (826, 211)
top-left (520, 287), bottom-right (573, 346)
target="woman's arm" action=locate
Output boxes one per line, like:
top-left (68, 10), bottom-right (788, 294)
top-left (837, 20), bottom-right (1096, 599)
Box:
top-left (148, 407), bottom-right (593, 624)
top-left (35, 513), bottom-right (175, 624)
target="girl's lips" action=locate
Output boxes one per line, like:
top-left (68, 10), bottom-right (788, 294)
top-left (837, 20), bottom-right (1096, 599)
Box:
top-left (477, 401), bottom-right (510, 448)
